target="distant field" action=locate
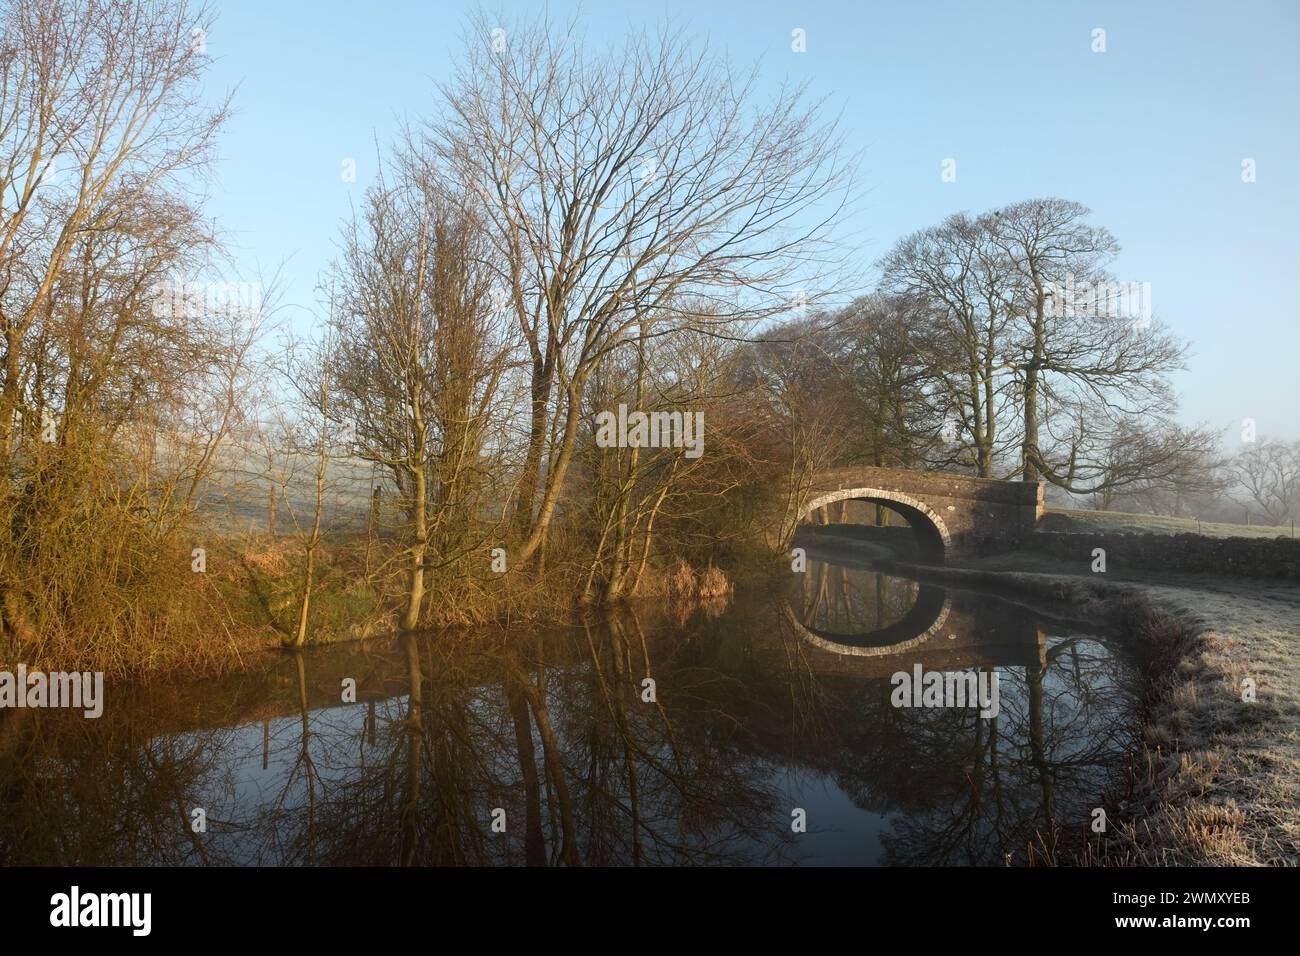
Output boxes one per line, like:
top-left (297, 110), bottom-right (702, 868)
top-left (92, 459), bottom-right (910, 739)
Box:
top-left (197, 447), bottom-right (376, 535)
top-left (1040, 509), bottom-right (1297, 540)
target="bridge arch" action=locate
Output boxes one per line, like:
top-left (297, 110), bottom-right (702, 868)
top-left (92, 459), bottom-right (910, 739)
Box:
top-left (801, 487), bottom-right (952, 562)
top-left (782, 587), bottom-right (952, 657)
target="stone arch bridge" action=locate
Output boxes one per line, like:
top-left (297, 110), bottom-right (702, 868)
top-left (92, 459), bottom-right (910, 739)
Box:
top-left (799, 466), bottom-right (1044, 562)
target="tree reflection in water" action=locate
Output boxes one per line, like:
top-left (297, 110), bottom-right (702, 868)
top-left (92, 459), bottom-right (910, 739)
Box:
top-left (0, 561), bottom-right (1141, 866)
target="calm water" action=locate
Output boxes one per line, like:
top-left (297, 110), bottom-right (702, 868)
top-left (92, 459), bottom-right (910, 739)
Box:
top-left (0, 556), bottom-right (1141, 866)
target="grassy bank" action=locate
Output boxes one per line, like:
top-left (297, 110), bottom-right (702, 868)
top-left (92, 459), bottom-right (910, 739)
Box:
top-left (225, 531), bottom-right (753, 625)
top-left (0, 508), bottom-right (770, 681)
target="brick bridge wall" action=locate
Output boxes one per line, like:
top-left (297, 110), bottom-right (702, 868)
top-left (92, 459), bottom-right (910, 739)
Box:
top-left (802, 467), bottom-right (1044, 559)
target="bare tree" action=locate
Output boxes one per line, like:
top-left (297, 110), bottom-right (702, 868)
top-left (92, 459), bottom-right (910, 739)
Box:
top-left (736, 312), bottom-right (856, 548)
top-left (329, 173), bottom-right (514, 632)
top-left (579, 314), bottom-right (763, 601)
top-left (1232, 438), bottom-right (1300, 524)
top-left (987, 198), bottom-right (1188, 490)
top-left (0, 0), bottom-right (229, 456)
top-left (0, 0), bottom-right (251, 674)
top-left (877, 199), bottom-right (1194, 494)
top-left (419, 12), bottom-right (856, 566)
top-left (1087, 420), bottom-right (1226, 514)
top-left (278, 326), bottom-right (340, 648)
top-left (829, 295), bottom-right (949, 470)
top-left (878, 214), bottom-right (1017, 476)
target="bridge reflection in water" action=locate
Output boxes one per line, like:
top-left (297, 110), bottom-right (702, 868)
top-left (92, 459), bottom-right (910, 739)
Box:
top-left (0, 560), bottom-right (1141, 867)
top-left (786, 555), bottom-right (1048, 673)
top-left (789, 557), bottom-right (952, 657)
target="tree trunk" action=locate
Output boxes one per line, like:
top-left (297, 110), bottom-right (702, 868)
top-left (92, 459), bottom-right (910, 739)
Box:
top-left (517, 378), bottom-right (584, 565)
top-left (402, 464), bottom-right (428, 632)
top-left (291, 547), bottom-right (315, 648)
top-left (1022, 367), bottom-right (1040, 483)
top-left (0, 330), bottom-right (22, 458)
top-left (513, 349), bottom-right (555, 536)
top-left (1022, 292), bottom-right (1046, 483)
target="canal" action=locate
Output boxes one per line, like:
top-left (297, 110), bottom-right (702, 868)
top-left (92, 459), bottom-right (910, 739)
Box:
top-left (0, 556), bottom-right (1142, 866)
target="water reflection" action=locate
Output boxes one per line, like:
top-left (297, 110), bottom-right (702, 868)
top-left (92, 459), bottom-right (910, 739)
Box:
top-left (789, 558), bottom-right (951, 654)
top-left (0, 560), bottom-right (1141, 867)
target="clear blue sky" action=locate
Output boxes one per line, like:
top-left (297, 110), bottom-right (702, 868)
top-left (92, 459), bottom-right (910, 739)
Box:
top-left (198, 0), bottom-right (1300, 441)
